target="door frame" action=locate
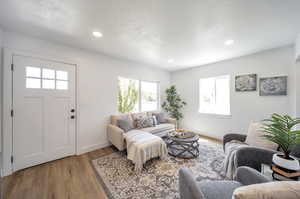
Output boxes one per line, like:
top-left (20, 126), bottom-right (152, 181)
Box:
top-left (2, 48), bottom-right (79, 176)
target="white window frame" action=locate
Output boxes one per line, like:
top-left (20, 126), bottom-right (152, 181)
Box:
top-left (118, 77), bottom-right (160, 113)
top-left (25, 66), bottom-right (69, 90)
top-left (198, 75), bottom-right (231, 116)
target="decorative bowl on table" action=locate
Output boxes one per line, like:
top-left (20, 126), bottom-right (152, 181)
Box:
top-left (169, 130), bottom-right (195, 139)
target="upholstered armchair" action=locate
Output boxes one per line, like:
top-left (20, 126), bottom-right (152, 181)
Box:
top-left (223, 133), bottom-right (300, 172)
top-left (179, 166), bottom-right (270, 199)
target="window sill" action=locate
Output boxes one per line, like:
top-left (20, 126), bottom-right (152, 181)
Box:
top-left (198, 112), bottom-right (232, 119)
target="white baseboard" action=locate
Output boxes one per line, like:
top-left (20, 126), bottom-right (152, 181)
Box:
top-left (78, 142), bottom-right (111, 155)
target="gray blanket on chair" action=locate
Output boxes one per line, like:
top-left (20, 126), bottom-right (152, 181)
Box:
top-left (223, 140), bottom-right (249, 179)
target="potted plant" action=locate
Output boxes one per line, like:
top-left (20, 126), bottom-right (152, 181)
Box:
top-left (262, 113), bottom-right (300, 171)
top-left (162, 85), bottom-right (187, 129)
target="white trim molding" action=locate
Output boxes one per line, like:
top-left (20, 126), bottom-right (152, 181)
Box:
top-left (78, 142), bottom-right (111, 155)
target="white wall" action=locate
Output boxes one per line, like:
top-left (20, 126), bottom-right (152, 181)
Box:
top-left (171, 46), bottom-right (296, 140)
top-left (2, 31), bottom-right (170, 156)
top-left (295, 35), bottom-right (300, 117)
top-left (0, 28), bottom-right (3, 153)
top-left (295, 60), bottom-right (300, 117)
top-left (296, 35), bottom-right (300, 61)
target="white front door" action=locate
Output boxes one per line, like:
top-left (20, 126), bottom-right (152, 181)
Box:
top-left (12, 55), bottom-right (76, 171)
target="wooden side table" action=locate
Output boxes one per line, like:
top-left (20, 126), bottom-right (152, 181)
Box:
top-left (261, 164), bottom-right (300, 181)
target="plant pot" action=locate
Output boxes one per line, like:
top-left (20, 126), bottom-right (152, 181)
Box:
top-left (272, 153), bottom-right (300, 171)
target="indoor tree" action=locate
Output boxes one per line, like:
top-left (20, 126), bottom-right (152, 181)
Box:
top-left (162, 85), bottom-right (187, 128)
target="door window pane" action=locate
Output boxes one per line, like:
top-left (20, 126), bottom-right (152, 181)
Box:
top-left (56, 71), bottom-right (68, 80)
top-left (56, 80), bottom-right (68, 90)
top-left (42, 68), bottom-right (55, 79)
top-left (26, 67), bottom-right (41, 78)
top-left (141, 81), bottom-right (158, 112)
top-left (26, 78), bottom-right (41, 89)
top-left (42, 79), bottom-right (55, 89)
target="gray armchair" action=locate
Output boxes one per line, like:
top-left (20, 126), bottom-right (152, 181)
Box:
top-left (179, 166), bottom-right (270, 199)
top-left (223, 133), bottom-right (300, 171)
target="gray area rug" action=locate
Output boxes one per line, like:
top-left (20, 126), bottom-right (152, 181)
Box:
top-left (92, 139), bottom-right (225, 199)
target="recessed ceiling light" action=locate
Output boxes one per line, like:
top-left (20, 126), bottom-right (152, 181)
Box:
top-left (93, 31), bottom-right (103, 38)
top-left (168, 59), bottom-right (174, 63)
top-left (224, 39), bottom-right (234, 46)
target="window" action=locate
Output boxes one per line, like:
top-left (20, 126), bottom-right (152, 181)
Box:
top-left (42, 68), bottom-right (55, 89)
top-left (141, 81), bottom-right (159, 112)
top-left (56, 70), bottom-right (68, 90)
top-left (26, 67), bottom-right (41, 88)
top-left (118, 77), bottom-right (159, 113)
top-left (199, 75), bottom-right (230, 115)
top-left (26, 67), bottom-right (69, 90)
top-left (118, 77), bottom-right (139, 113)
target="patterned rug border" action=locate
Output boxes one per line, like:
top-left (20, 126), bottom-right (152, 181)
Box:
top-left (90, 155), bottom-right (116, 199)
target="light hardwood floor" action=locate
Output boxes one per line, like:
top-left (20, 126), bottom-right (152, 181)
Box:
top-left (4, 136), bottom-right (221, 199)
top-left (3, 147), bottom-right (117, 199)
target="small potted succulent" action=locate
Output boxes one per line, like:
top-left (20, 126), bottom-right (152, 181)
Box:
top-left (262, 113), bottom-right (300, 171)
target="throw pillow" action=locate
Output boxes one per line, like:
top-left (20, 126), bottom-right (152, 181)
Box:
top-left (233, 181), bottom-right (300, 199)
top-left (152, 115), bottom-right (158, 126)
top-left (153, 112), bottom-right (168, 124)
top-left (135, 116), bottom-right (154, 129)
top-left (117, 117), bottom-right (134, 132)
top-left (245, 121), bottom-right (278, 150)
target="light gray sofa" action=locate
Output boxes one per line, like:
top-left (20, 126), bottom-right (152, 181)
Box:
top-left (179, 166), bottom-right (271, 199)
top-left (107, 112), bottom-right (176, 151)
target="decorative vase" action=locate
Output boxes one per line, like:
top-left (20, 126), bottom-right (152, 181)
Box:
top-left (272, 153), bottom-right (300, 171)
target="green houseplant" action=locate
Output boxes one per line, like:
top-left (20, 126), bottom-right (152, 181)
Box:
top-left (162, 85), bottom-right (187, 128)
top-left (262, 113), bottom-right (300, 170)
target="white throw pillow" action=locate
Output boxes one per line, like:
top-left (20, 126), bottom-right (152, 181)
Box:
top-left (245, 122), bottom-right (278, 150)
top-left (233, 181), bottom-right (300, 199)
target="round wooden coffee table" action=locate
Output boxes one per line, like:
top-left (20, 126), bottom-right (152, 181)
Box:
top-left (166, 132), bottom-right (200, 159)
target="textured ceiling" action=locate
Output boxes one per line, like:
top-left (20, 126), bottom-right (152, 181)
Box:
top-left (0, 0), bottom-right (300, 71)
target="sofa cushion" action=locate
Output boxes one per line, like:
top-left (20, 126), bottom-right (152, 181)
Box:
top-left (233, 181), bottom-right (300, 199)
top-left (152, 115), bottom-right (158, 126)
top-left (245, 121), bottom-right (278, 150)
top-left (141, 123), bottom-right (174, 134)
top-left (117, 117), bottom-right (134, 132)
top-left (135, 116), bottom-right (154, 129)
top-left (199, 181), bottom-right (242, 199)
top-left (152, 112), bottom-right (168, 124)
top-left (111, 114), bottom-right (133, 126)
top-left (132, 112), bottom-right (148, 128)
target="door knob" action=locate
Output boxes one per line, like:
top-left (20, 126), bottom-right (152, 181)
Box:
top-left (71, 109), bottom-right (75, 113)
top-left (71, 115), bottom-right (75, 119)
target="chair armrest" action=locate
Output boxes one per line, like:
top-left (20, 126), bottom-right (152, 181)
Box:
top-left (235, 166), bottom-right (271, 185)
top-left (179, 168), bottom-right (206, 199)
top-left (223, 133), bottom-right (247, 150)
top-left (291, 144), bottom-right (300, 159)
top-left (235, 147), bottom-right (276, 172)
top-left (166, 118), bottom-right (177, 126)
top-left (107, 124), bottom-right (125, 151)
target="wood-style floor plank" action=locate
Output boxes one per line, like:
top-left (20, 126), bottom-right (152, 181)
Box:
top-left (3, 148), bottom-right (116, 199)
top-left (3, 136), bottom-right (219, 199)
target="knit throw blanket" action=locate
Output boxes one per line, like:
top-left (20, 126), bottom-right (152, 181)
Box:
top-left (124, 130), bottom-right (167, 171)
top-left (223, 140), bottom-right (249, 179)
